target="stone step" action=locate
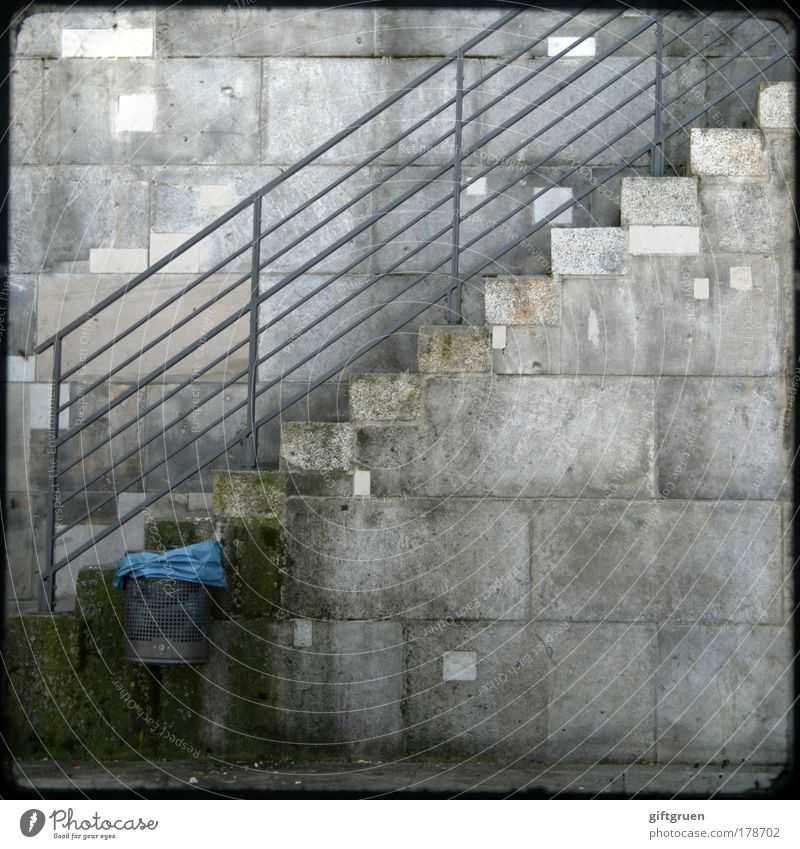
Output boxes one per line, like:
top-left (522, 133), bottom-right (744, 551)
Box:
top-left (757, 80), bottom-right (795, 131)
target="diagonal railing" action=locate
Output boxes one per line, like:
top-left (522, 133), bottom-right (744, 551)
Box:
top-left (33, 2), bottom-right (794, 609)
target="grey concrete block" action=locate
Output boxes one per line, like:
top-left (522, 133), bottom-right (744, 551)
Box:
top-left (656, 377), bottom-right (787, 499)
top-left (158, 7), bottom-right (375, 58)
top-left (484, 276), bottom-right (559, 325)
top-left (404, 622), bottom-right (549, 760)
top-left (620, 177), bottom-right (699, 226)
top-left (257, 272), bottom-right (445, 383)
top-left (699, 179), bottom-right (790, 254)
top-left (150, 165), bottom-right (277, 275)
top-left (541, 624), bottom-right (657, 763)
top-left (35, 273), bottom-right (249, 382)
top-left (209, 619), bottom-right (405, 760)
top-left (3, 492), bottom-right (44, 601)
top-left (261, 58), bottom-right (481, 167)
top-left (689, 129), bottom-right (768, 177)
top-left (417, 325), bottom-right (491, 373)
top-left (43, 59), bottom-right (260, 166)
top-left (656, 625), bottom-right (792, 764)
top-left (142, 382), bottom-right (247, 493)
top-left (2, 275), bottom-right (37, 358)
top-left (280, 422), bottom-right (355, 471)
top-left (13, 9), bottom-right (156, 58)
top-left (531, 499), bottom-right (783, 625)
top-left (551, 228), bottom-right (627, 275)
top-left (358, 376), bottom-right (655, 498)
top-left (348, 373), bottom-right (421, 422)
top-left (493, 325), bottom-right (561, 375)
top-left (10, 59), bottom-right (43, 165)
top-left (757, 81), bottom-right (795, 131)
top-left (9, 167), bottom-right (150, 273)
top-left (282, 498), bottom-right (530, 620)
top-left (560, 254), bottom-right (783, 376)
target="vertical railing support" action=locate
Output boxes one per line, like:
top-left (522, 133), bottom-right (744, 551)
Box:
top-left (244, 196), bottom-right (263, 469)
top-left (447, 50), bottom-right (465, 324)
top-left (40, 336), bottom-right (62, 612)
top-left (651, 5), bottom-right (666, 176)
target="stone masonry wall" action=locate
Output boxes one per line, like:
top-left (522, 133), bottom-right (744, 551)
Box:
top-left (3, 4), bottom-right (793, 623)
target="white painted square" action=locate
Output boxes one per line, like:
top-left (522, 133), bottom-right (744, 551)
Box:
top-left (693, 277), bottom-right (710, 300)
top-left (533, 186), bottom-right (573, 226)
top-left (492, 325), bottom-right (507, 350)
top-left (293, 619), bottom-right (313, 647)
top-left (547, 36), bottom-right (596, 57)
top-left (730, 266), bottom-right (753, 291)
top-left (27, 383), bottom-right (70, 430)
top-left (149, 233), bottom-right (202, 274)
top-left (198, 183), bottom-right (239, 212)
top-left (443, 651), bottom-right (477, 682)
top-left (6, 355), bottom-right (35, 383)
top-left (466, 177), bottom-right (487, 196)
top-left (353, 469), bottom-right (371, 497)
top-left (628, 225), bottom-right (700, 255)
top-left (116, 92), bottom-right (156, 133)
top-left (89, 248), bottom-right (149, 274)
top-left (62, 28), bottom-right (153, 58)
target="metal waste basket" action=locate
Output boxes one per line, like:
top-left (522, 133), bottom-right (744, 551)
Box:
top-left (123, 577), bottom-right (211, 664)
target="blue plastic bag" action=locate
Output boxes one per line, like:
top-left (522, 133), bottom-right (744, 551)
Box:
top-left (113, 539), bottom-right (227, 589)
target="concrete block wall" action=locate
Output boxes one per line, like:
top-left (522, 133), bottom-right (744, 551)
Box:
top-left (268, 102), bottom-right (795, 765)
top-left (3, 2), bottom-right (793, 653)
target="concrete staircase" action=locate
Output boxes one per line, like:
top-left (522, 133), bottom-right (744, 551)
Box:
top-left (6, 81), bottom-right (794, 768)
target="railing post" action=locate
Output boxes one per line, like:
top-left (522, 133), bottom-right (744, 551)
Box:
top-left (448, 49), bottom-right (465, 324)
top-left (244, 196), bottom-right (263, 469)
top-left (40, 335), bottom-right (62, 612)
top-left (651, 5), bottom-right (665, 176)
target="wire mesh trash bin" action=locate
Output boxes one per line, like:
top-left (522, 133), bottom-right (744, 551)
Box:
top-left (114, 540), bottom-right (226, 665)
top-left (123, 578), bottom-right (212, 664)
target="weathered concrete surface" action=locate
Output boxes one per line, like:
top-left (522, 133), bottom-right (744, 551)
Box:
top-left (203, 619), bottom-right (405, 760)
top-left (348, 373), bottom-right (421, 422)
top-left (42, 59), bottom-right (261, 166)
top-left (655, 377), bottom-right (787, 500)
top-left (282, 498), bottom-right (530, 620)
top-left (699, 179), bottom-right (789, 254)
top-left (404, 621), bottom-right (549, 760)
top-left (560, 254), bottom-right (782, 376)
top-left (531, 500), bottom-right (784, 625)
top-left (757, 81), bottom-right (796, 130)
top-left (358, 376), bottom-right (655, 498)
top-left (656, 625), bottom-right (792, 764)
top-left (492, 326), bottom-right (561, 375)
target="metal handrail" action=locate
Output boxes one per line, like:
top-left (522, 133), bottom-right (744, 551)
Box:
top-left (36, 3), bottom-right (794, 608)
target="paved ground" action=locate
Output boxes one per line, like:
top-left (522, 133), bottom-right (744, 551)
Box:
top-left (9, 760), bottom-right (785, 798)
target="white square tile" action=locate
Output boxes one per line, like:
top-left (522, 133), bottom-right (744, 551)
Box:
top-left (492, 325), bottom-right (507, 350)
top-left (6, 355), bottom-right (35, 383)
top-left (547, 36), bottom-right (596, 58)
top-left (443, 650), bottom-right (477, 681)
top-left (533, 186), bottom-right (573, 226)
top-left (149, 233), bottom-right (202, 274)
top-left (116, 92), bottom-right (155, 133)
top-left (466, 176), bottom-right (487, 196)
top-left (353, 469), bottom-right (371, 497)
top-left (293, 619), bottom-right (313, 647)
top-left (197, 183), bottom-right (239, 212)
top-left (730, 266), bottom-right (753, 291)
top-left (693, 277), bottom-right (710, 300)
